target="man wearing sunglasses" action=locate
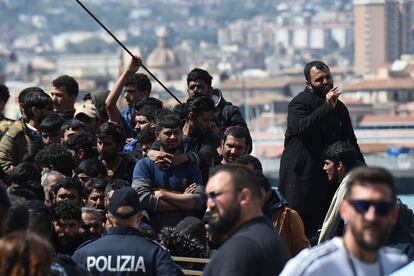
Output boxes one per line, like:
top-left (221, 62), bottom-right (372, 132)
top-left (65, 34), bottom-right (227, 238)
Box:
top-left (281, 167), bottom-right (408, 276)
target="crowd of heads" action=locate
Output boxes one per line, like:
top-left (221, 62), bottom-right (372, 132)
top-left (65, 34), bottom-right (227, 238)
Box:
top-left (0, 62), bottom-right (412, 275)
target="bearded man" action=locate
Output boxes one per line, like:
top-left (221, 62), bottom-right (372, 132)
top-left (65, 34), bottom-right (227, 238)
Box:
top-left (278, 61), bottom-right (365, 241)
top-left (204, 164), bottom-right (289, 276)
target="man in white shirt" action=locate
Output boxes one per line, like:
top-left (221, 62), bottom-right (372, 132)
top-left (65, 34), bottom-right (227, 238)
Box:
top-left (281, 167), bottom-right (408, 276)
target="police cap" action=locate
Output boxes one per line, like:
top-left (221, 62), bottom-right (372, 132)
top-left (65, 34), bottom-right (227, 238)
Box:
top-left (108, 187), bottom-right (141, 219)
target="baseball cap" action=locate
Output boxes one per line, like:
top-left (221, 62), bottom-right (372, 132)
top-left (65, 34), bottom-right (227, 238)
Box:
top-left (75, 102), bottom-right (99, 119)
top-left (108, 187), bottom-right (141, 219)
top-left (0, 186), bottom-right (10, 207)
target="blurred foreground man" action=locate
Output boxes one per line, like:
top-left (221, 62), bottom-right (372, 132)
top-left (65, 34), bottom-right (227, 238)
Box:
top-left (281, 167), bottom-right (408, 276)
top-left (203, 164), bottom-right (289, 276)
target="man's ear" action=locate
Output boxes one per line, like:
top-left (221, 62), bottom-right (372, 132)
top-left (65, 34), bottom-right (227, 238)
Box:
top-left (339, 200), bottom-right (349, 221)
top-left (337, 160), bottom-right (343, 171)
top-left (78, 149), bottom-right (85, 160)
top-left (31, 106), bottom-right (39, 117)
top-left (239, 188), bottom-right (252, 207)
top-left (155, 131), bottom-right (160, 141)
top-left (188, 111), bottom-right (194, 121)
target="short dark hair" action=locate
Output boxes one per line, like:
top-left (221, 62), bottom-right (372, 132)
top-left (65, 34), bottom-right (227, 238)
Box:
top-left (125, 73), bottom-right (151, 95)
top-left (138, 127), bottom-right (156, 145)
top-left (97, 122), bottom-right (125, 145)
top-left (63, 134), bottom-right (97, 159)
top-left (22, 89), bottom-right (52, 119)
top-left (3, 195), bottom-right (29, 235)
top-left (186, 96), bottom-right (215, 119)
top-left (35, 144), bottom-right (73, 177)
top-left (209, 164), bottom-right (262, 200)
top-left (51, 178), bottom-right (84, 202)
top-left (0, 84), bottom-right (10, 103)
top-left (345, 167), bottom-right (397, 203)
top-left (60, 119), bottom-right (85, 134)
top-left (255, 172), bottom-right (272, 193)
top-left (52, 199), bottom-right (81, 222)
top-left (9, 162), bottom-right (41, 185)
top-left (76, 158), bottom-right (107, 178)
top-left (323, 141), bottom-right (358, 172)
top-left (18, 87), bottom-right (44, 104)
top-left (104, 179), bottom-right (130, 196)
top-left (172, 103), bottom-right (188, 128)
top-left (155, 114), bottom-right (182, 132)
top-left (85, 178), bottom-right (107, 197)
top-left (39, 114), bottom-right (64, 133)
top-left (222, 126), bottom-right (252, 154)
top-left (234, 155), bottom-right (263, 173)
top-left (52, 75), bottom-right (79, 97)
top-left (187, 68), bottom-right (213, 87)
top-left (11, 181), bottom-right (45, 202)
top-left (135, 97), bottom-right (163, 111)
top-left (135, 105), bottom-right (159, 123)
top-left (28, 200), bottom-right (53, 239)
top-left (304, 60), bottom-right (330, 82)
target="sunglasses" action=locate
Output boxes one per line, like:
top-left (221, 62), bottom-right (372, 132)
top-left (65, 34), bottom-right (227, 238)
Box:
top-left (348, 200), bottom-right (395, 216)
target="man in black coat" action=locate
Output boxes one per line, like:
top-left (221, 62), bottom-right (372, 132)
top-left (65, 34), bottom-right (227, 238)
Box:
top-left (278, 61), bottom-right (364, 241)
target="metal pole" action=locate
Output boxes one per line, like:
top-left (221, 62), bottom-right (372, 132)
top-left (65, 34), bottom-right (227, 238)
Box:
top-left (74, 0), bottom-right (182, 104)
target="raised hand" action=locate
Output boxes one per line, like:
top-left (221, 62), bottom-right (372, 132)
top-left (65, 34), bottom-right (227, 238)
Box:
top-left (325, 85), bottom-right (342, 109)
top-left (126, 55), bottom-right (142, 74)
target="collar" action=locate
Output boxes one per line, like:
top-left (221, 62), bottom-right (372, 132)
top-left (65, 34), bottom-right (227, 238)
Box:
top-left (212, 88), bottom-right (223, 107)
top-left (25, 123), bottom-right (38, 132)
top-left (106, 226), bottom-right (142, 236)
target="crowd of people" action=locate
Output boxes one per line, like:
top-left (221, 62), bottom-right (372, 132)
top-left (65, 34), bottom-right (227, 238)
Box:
top-left (0, 58), bottom-right (413, 276)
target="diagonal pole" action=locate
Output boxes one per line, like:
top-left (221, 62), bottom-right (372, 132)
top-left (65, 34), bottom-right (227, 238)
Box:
top-left (74, 0), bottom-right (182, 104)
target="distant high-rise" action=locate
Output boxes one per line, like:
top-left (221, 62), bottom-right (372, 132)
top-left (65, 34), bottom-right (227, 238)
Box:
top-left (354, 0), bottom-right (412, 76)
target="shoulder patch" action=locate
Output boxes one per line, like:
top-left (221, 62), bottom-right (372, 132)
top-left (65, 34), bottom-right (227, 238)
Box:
top-left (5, 121), bottom-right (24, 139)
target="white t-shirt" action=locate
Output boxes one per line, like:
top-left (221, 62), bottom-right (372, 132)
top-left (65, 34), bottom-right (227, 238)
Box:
top-left (280, 237), bottom-right (408, 276)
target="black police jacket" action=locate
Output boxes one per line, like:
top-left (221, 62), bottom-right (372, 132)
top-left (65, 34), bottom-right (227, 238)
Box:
top-left (72, 227), bottom-right (183, 276)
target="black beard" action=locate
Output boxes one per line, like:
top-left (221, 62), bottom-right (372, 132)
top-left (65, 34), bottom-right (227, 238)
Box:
top-left (350, 221), bottom-right (391, 252)
top-left (208, 203), bottom-right (240, 240)
top-left (54, 234), bottom-right (83, 255)
top-left (159, 140), bottom-right (179, 153)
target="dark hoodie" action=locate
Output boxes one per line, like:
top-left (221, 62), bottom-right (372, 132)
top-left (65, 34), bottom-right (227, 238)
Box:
top-left (212, 89), bottom-right (247, 133)
top-left (263, 189), bottom-right (288, 219)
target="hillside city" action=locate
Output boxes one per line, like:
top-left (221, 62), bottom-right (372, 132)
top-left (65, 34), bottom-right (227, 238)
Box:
top-left (1, 0), bottom-right (414, 182)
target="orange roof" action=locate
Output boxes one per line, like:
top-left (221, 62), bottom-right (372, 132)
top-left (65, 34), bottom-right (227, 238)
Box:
top-left (359, 115), bottom-right (414, 125)
top-left (344, 78), bottom-right (414, 91)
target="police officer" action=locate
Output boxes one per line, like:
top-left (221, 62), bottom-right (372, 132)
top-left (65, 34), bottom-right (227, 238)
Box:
top-left (72, 187), bottom-right (183, 276)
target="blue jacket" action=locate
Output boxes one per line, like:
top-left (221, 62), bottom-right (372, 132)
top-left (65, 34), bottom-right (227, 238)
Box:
top-left (72, 227), bottom-right (183, 276)
top-left (132, 157), bottom-right (206, 232)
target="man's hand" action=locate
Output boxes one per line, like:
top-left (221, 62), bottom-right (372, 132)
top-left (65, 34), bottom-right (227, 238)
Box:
top-left (154, 189), bottom-right (164, 199)
top-left (325, 85), bottom-right (342, 109)
top-left (184, 183), bottom-right (197, 194)
top-left (126, 56), bottom-right (142, 74)
top-left (148, 150), bottom-right (174, 169)
top-left (172, 153), bottom-right (188, 166)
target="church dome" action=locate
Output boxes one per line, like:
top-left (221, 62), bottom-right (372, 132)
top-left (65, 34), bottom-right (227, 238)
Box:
top-left (146, 27), bottom-right (181, 81)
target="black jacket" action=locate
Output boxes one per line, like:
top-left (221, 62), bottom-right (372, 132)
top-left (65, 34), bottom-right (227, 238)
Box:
top-left (279, 88), bottom-right (364, 227)
top-left (213, 89), bottom-right (247, 132)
